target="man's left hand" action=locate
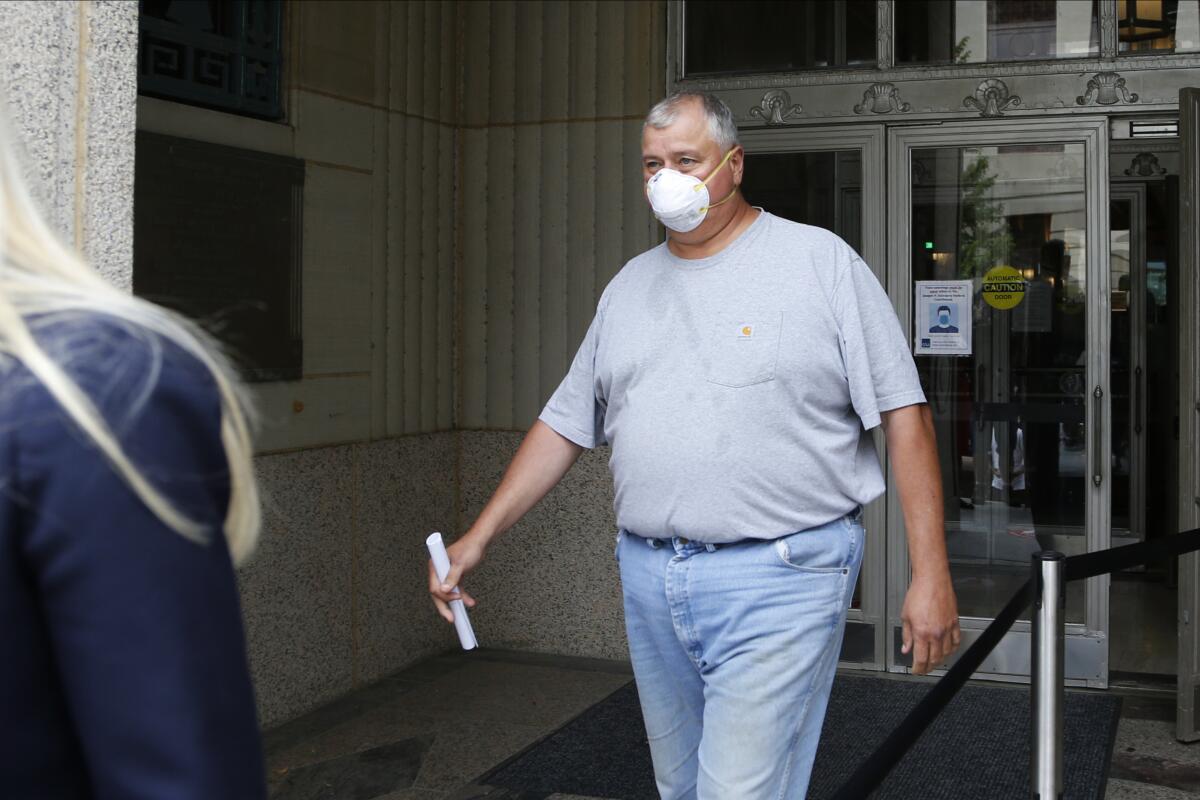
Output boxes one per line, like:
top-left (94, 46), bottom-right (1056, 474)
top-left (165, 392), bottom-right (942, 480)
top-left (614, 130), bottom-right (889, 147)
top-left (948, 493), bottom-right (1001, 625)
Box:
top-left (901, 573), bottom-right (961, 675)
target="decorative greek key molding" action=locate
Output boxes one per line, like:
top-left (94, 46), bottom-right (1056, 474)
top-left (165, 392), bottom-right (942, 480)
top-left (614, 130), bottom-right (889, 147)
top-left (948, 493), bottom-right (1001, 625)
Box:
top-left (854, 82), bottom-right (912, 114)
top-left (747, 89), bottom-right (803, 124)
top-left (963, 79), bottom-right (1021, 117)
top-left (1124, 152), bottom-right (1167, 177)
top-left (1076, 71), bottom-right (1139, 106)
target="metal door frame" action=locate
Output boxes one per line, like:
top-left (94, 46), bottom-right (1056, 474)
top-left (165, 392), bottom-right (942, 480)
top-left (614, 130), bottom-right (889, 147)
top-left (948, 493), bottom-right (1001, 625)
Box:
top-left (885, 117), bottom-right (1112, 687)
top-left (739, 123), bottom-right (888, 671)
top-left (1176, 87), bottom-right (1200, 741)
top-left (1109, 183), bottom-right (1148, 549)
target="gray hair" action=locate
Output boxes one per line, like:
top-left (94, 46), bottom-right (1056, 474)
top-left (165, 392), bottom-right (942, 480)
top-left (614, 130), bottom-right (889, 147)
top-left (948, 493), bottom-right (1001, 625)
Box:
top-left (644, 91), bottom-right (740, 151)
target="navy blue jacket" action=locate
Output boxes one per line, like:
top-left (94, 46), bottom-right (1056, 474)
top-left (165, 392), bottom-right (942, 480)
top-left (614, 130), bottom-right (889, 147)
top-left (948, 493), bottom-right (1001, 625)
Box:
top-left (0, 319), bottom-right (266, 799)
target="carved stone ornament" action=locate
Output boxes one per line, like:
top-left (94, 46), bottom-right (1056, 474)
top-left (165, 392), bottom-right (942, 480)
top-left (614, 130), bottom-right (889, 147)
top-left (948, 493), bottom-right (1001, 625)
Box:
top-left (748, 89), bottom-right (803, 125)
top-left (1124, 152), bottom-right (1167, 177)
top-left (963, 79), bottom-right (1021, 117)
top-left (854, 82), bottom-right (912, 114)
top-left (876, 0), bottom-right (894, 68)
top-left (1076, 71), bottom-right (1139, 106)
top-left (1099, 2), bottom-right (1119, 59)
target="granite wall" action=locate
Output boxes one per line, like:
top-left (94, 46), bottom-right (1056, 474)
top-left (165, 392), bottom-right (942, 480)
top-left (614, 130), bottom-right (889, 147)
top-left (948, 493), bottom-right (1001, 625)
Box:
top-left (242, 427), bottom-right (627, 728)
top-left (242, 434), bottom-right (457, 727)
top-left (0, 0), bottom-right (137, 289)
top-left (457, 431), bottom-right (628, 662)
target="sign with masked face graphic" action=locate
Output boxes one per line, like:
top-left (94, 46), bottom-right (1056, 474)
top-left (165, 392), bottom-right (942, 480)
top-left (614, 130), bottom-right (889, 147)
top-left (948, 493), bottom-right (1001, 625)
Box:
top-left (914, 280), bottom-right (971, 356)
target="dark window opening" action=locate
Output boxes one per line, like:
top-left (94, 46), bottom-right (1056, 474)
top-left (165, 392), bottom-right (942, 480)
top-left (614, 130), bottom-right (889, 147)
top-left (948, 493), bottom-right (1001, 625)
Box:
top-left (684, 0), bottom-right (876, 77)
top-left (134, 132), bottom-right (303, 382)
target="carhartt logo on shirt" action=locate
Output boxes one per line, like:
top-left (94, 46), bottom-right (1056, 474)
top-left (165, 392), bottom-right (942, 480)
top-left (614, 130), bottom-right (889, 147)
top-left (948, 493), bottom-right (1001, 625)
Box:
top-left (738, 324), bottom-right (754, 339)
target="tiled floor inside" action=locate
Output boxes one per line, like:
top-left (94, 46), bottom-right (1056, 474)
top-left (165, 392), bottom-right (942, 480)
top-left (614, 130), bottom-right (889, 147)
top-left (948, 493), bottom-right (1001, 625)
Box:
top-left (264, 649), bottom-right (1200, 799)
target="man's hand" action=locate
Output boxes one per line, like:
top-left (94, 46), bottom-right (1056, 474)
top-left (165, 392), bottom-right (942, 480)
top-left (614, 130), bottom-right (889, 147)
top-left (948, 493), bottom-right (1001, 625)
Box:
top-left (428, 534), bottom-right (484, 624)
top-left (882, 403), bottom-right (962, 676)
top-left (424, 420), bottom-right (584, 625)
top-left (901, 573), bottom-right (961, 674)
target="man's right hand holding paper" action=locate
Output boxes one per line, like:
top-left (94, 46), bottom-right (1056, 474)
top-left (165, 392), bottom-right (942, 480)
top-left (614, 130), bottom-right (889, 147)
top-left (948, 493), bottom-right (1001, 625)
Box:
top-left (428, 535), bottom-right (484, 624)
top-left (426, 420), bottom-right (585, 625)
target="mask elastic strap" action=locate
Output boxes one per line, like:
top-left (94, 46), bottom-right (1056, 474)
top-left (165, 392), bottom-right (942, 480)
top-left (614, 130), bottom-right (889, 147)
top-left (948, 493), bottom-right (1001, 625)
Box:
top-left (701, 184), bottom-right (739, 212)
top-left (693, 148), bottom-right (738, 193)
top-left (696, 148), bottom-right (739, 211)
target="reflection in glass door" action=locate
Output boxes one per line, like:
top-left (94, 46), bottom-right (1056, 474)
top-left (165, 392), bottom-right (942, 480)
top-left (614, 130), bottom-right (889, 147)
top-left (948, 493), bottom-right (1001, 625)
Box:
top-left (741, 150), bottom-right (863, 254)
top-left (888, 120), bottom-right (1111, 684)
top-left (1110, 186), bottom-right (1148, 553)
top-left (914, 142), bottom-right (1089, 624)
top-left (1110, 161), bottom-right (1181, 682)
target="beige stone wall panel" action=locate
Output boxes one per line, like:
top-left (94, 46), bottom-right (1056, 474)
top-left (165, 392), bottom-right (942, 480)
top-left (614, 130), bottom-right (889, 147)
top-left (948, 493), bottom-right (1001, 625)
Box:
top-left (456, 0), bottom-right (666, 430)
top-left (295, 0), bottom-right (380, 106)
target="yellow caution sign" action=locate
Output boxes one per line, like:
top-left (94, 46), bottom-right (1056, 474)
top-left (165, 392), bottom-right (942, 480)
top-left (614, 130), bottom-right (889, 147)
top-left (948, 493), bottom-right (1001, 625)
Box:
top-left (982, 266), bottom-right (1026, 310)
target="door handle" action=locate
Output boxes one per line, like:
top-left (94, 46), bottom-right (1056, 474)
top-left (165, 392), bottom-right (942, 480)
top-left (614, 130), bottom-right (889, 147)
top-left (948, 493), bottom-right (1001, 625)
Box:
top-left (1092, 385), bottom-right (1104, 487)
top-left (1134, 366), bottom-right (1143, 436)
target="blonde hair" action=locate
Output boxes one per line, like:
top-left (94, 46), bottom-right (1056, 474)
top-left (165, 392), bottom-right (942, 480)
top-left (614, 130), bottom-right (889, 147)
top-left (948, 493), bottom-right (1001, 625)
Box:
top-left (0, 113), bottom-right (260, 565)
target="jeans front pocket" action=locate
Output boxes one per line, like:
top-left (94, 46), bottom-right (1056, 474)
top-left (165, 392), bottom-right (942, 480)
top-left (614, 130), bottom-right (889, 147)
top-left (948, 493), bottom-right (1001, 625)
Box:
top-left (774, 520), bottom-right (856, 574)
top-left (704, 311), bottom-right (782, 389)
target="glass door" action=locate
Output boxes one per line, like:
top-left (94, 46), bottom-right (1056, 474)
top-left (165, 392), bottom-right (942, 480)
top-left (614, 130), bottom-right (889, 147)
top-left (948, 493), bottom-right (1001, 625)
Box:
top-left (886, 118), bottom-right (1111, 685)
top-left (1110, 184), bottom-right (1149, 555)
top-left (740, 124), bottom-right (887, 671)
top-left (1109, 169), bottom-right (1181, 685)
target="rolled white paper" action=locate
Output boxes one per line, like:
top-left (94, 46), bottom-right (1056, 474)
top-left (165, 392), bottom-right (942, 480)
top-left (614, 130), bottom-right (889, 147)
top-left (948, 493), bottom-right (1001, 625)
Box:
top-left (425, 532), bottom-right (478, 650)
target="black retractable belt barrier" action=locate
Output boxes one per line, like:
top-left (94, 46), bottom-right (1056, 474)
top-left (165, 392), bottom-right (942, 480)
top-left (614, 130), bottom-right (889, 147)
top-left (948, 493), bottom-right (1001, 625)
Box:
top-left (1065, 528), bottom-right (1200, 582)
top-left (830, 527), bottom-right (1200, 800)
top-left (830, 578), bottom-right (1034, 800)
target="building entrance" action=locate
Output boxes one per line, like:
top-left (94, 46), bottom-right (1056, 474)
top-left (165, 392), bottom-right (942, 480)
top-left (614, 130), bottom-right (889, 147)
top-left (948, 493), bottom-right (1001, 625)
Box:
top-left (887, 119), bottom-right (1112, 685)
top-left (740, 118), bottom-right (1115, 682)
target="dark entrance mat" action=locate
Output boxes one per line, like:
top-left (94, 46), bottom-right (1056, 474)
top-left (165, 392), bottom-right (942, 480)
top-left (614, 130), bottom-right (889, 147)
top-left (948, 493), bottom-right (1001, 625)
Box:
top-left (472, 673), bottom-right (1122, 799)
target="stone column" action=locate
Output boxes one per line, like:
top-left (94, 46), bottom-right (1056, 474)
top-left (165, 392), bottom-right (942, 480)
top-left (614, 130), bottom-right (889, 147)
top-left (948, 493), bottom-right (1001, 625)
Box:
top-left (0, 0), bottom-right (137, 290)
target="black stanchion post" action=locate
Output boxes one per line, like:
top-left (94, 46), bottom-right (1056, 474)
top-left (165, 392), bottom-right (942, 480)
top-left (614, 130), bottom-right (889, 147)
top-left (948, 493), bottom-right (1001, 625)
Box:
top-left (1031, 551), bottom-right (1065, 799)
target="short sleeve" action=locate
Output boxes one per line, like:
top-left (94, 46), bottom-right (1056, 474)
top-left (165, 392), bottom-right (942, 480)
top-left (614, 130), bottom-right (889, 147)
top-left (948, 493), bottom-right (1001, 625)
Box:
top-left (833, 255), bottom-right (927, 430)
top-left (539, 300), bottom-right (607, 448)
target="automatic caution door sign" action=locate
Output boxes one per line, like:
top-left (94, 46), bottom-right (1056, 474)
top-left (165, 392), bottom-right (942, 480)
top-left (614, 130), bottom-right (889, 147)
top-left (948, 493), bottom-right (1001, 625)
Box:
top-left (981, 266), bottom-right (1026, 310)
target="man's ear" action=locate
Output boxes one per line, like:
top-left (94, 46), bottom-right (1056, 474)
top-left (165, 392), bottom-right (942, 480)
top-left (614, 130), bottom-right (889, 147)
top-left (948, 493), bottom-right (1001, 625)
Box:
top-left (731, 145), bottom-right (746, 184)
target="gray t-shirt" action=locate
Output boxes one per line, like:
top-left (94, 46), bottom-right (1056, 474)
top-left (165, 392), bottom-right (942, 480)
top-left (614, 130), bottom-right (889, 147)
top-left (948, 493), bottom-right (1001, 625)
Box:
top-left (539, 211), bottom-right (925, 543)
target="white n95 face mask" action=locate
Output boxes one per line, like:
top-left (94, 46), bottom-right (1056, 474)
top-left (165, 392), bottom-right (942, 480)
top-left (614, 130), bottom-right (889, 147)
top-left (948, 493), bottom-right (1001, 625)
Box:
top-left (645, 149), bottom-right (738, 233)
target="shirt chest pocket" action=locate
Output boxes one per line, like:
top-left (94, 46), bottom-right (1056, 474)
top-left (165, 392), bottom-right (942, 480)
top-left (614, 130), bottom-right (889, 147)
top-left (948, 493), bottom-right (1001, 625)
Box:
top-left (703, 311), bottom-right (783, 388)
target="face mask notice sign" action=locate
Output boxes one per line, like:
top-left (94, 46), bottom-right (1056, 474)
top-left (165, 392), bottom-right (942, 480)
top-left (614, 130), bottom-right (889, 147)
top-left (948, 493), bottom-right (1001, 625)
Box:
top-left (915, 280), bottom-right (972, 356)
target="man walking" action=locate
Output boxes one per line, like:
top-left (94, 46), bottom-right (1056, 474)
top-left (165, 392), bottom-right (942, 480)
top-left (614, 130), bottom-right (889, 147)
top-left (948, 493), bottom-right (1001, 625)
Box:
top-left (429, 91), bottom-right (960, 799)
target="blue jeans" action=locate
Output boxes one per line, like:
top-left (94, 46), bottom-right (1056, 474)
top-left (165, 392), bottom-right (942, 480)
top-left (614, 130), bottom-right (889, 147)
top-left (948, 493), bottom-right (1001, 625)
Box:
top-left (615, 510), bottom-right (865, 800)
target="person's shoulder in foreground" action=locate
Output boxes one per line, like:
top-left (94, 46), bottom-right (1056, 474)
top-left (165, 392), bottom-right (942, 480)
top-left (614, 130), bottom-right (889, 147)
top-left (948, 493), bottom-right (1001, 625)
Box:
top-left (0, 313), bottom-right (266, 800)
